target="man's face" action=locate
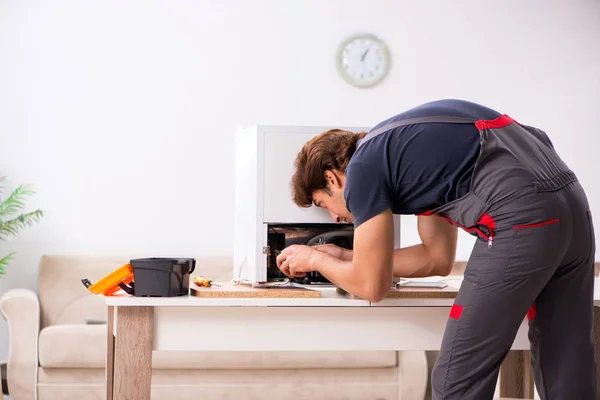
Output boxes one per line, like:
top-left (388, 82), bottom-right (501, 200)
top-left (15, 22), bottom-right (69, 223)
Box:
top-left (311, 170), bottom-right (353, 224)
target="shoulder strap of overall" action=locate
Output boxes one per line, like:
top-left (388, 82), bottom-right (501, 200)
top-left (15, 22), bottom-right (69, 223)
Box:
top-left (357, 116), bottom-right (476, 148)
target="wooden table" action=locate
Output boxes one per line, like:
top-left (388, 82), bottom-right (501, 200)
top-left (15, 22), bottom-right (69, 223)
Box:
top-left (102, 275), bottom-right (600, 400)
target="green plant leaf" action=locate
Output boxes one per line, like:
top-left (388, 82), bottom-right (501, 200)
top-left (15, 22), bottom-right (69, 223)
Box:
top-left (0, 183), bottom-right (37, 218)
top-left (0, 177), bottom-right (43, 276)
top-left (0, 252), bottom-right (15, 276)
top-left (0, 210), bottom-right (44, 240)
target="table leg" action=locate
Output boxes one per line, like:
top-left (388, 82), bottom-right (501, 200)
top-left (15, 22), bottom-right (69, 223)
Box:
top-left (106, 306), bottom-right (115, 400)
top-left (500, 350), bottom-right (534, 399)
top-left (114, 306), bottom-right (154, 400)
top-left (594, 306), bottom-right (600, 400)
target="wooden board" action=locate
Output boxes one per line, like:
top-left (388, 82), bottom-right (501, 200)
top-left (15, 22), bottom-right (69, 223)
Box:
top-left (190, 281), bottom-right (322, 298)
top-left (384, 287), bottom-right (458, 299)
top-left (335, 285), bottom-right (458, 299)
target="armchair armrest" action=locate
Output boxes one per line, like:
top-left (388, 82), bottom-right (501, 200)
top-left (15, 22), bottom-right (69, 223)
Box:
top-left (0, 288), bottom-right (40, 400)
top-left (397, 351), bottom-right (428, 400)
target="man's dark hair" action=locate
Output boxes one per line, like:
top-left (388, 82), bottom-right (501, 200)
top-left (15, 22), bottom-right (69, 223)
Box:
top-left (291, 129), bottom-right (367, 207)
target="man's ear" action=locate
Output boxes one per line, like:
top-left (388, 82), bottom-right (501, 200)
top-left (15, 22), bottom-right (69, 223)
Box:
top-left (324, 170), bottom-right (342, 188)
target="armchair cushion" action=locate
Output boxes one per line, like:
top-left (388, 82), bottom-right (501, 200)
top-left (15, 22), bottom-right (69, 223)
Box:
top-left (39, 324), bottom-right (106, 369)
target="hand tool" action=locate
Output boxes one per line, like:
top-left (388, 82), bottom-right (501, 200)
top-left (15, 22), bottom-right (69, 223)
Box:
top-left (193, 275), bottom-right (221, 287)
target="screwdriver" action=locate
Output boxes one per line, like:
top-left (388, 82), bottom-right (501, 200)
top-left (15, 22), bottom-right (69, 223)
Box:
top-left (193, 275), bottom-right (221, 287)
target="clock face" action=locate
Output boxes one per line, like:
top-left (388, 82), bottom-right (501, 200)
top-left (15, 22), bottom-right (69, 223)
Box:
top-left (337, 34), bottom-right (390, 88)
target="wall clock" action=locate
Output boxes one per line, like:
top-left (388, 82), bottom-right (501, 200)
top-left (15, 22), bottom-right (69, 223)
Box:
top-left (336, 33), bottom-right (390, 88)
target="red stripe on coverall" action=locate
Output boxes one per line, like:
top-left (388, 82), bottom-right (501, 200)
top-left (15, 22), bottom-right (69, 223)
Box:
top-left (475, 114), bottom-right (515, 130)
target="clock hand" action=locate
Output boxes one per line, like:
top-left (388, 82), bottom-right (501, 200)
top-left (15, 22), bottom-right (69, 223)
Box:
top-left (361, 47), bottom-right (370, 62)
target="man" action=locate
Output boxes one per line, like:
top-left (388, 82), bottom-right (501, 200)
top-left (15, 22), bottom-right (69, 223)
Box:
top-left (275, 99), bottom-right (596, 399)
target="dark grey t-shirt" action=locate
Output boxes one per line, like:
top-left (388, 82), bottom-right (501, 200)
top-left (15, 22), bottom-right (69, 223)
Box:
top-left (344, 99), bottom-right (502, 227)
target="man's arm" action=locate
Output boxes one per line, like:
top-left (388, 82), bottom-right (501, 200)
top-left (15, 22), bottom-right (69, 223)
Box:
top-left (316, 214), bottom-right (458, 276)
top-left (318, 215), bottom-right (458, 272)
top-left (392, 215), bottom-right (458, 278)
top-left (313, 213), bottom-right (458, 301)
top-left (313, 209), bottom-right (395, 302)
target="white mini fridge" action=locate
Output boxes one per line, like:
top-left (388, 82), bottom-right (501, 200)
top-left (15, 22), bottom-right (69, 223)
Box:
top-left (233, 125), bottom-right (401, 284)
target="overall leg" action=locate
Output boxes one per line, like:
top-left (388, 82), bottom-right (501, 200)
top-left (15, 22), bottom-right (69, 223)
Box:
top-left (431, 223), bottom-right (562, 400)
top-left (528, 191), bottom-right (597, 399)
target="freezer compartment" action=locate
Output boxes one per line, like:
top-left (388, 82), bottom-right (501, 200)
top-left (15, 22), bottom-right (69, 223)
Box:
top-left (265, 223), bottom-right (354, 284)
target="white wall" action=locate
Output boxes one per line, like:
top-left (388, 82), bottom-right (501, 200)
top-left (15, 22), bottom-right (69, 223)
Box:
top-left (0, 0), bottom-right (599, 361)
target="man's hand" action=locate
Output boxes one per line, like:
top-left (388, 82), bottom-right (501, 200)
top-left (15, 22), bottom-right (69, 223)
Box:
top-left (311, 243), bottom-right (352, 261)
top-left (276, 245), bottom-right (322, 278)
